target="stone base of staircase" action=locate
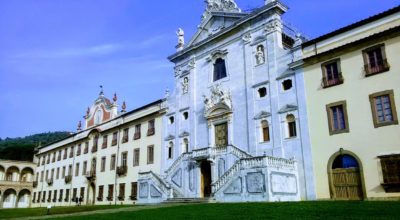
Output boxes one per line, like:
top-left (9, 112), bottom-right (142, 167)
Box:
top-left (163, 197), bottom-right (216, 204)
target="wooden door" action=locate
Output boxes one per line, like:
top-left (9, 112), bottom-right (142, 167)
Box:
top-left (331, 168), bottom-right (363, 200)
top-left (215, 123), bottom-right (228, 147)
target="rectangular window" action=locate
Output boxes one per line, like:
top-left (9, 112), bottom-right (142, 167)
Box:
top-left (134, 124), bottom-right (141, 140)
top-left (32, 192), bottom-right (36, 203)
top-left (53, 190), bottom-right (57, 202)
top-left (98, 185), bottom-right (104, 201)
top-left (84, 142), bottom-right (89, 154)
top-left (147, 145), bottom-right (154, 164)
top-left (133, 149), bottom-right (140, 166)
top-left (37, 192), bottom-right (41, 203)
top-left (82, 161), bottom-right (87, 175)
top-left (52, 152), bottom-right (56, 163)
top-left (107, 184), bottom-right (114, 201)
top-left (118, 183), bottom-right (125, 201)
top-left (92, 135), bottom-right (98, 153)
top-left (68, 164), bottom-right (73, 176)
top-left (42, 191), bottom-right (46, 202)
top-left (80, 187), bottom-right (85, 201)
top-left (65, 189), bottom-right (70, 202)
top-left (72, 188), bottom-right (77, 201)
top-left (58, 150), bottom-right (62, 161)
top-left (379, 154), bottom-right (400, 192)
top-left (112, 132), bottom-right (118, 146)
top-left (326, 101), bottom-right (350, 135)
top-left (75, 163), bottom-right (80, 177)
top-left (110, 154), bottom-right (116, 170)
top-left (56, 168), bottom-right (60, 180)
top-left (321, 59), bottom-right (343, 88)
top-left (369, 90), bottom-right (398, 128)
top-left (122, 128), bottom-right (129, 143)
top-left (64, 148), bottom-right (68, 159)
top-left (41, 156), bottom-right (45, 165)
top-left (51, 169), bottom-right (54, 179)
top-left (59, 189), bottom-right (63, 202)
top-left (62, 167), bottom-right (66, 178)
top-left (121, 152), bottom-right (128, 167)
top-left (101, 157), bottom-right (106, 172)
top-left (45, 170), bottom-right (49, 180)
top-left (46, 154), bottom-right (50, 164)
top-left (363, 44), bottom-right (390, 76)
top-left (147, 120), bottom-right (155, 136)
top-left (77, 144), bottom-right (81, 156)
top-left (213, 58), bottom-right (227, 81)
top-left (102, 135), bottom-right (108, 149)
top-left (69, 146), bottom-right (74, 158)
top-left (130, 182), bottom-right (137, 200)
top-left (48, 190), bottom-right (52, 202)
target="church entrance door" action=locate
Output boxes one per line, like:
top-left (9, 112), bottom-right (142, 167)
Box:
top-left (215, 123), bottom-right (228, 147)
top-left (200, 161), bottom-right (212, 198)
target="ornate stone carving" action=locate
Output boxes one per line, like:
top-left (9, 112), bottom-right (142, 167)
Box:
top-left (242, 33), bottom-right (252, 44)
top-left (176, 28), bottom-right (185, 52)
top-left (174, 66), bottom-right (182, 77)
top-left (203, 84), bottom-right (232, 117)
top-left (264, 19), bottom-right (283, 35)
top-left (181, 77), bottom-right (189, 94)
top-left (255, 45), bottom-right (265, 65)
top-left (246, 172), bottom-right (265, 193)
top-left (202, 0), bottom-right (241, 21)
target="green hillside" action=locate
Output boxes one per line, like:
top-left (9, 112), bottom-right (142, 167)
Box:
top-left (0, 132), bottom-right (71, 162)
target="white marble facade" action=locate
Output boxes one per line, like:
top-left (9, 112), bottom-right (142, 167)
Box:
top-left (138, 0), bottom-right (315, 203)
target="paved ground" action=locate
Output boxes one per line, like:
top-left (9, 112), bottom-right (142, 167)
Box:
top-left (8, 204), bottom-right (184, 220)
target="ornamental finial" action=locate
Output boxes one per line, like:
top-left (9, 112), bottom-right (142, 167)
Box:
top-left (113, 93), bottom-right (118, 102)
top-left (99, 85), bottom-right (104, 96)
top-left (77, 121), bottom-right (82, 131)
top-left (121, 101), bottom-right (127, 113)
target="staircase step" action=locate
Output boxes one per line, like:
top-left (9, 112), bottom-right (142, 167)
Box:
top-left (163, 197), bottom-right (216, 204)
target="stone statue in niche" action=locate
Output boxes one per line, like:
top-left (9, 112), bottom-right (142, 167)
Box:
top-left (255, 45), bottom-right (265, 65)
top-left (181, 77), bottom-right (189, 94)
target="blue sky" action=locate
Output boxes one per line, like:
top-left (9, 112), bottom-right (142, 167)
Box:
top-left (0, 0), bottom-right (399, 138)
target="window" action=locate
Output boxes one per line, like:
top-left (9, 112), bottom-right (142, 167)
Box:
top-left (261, 120), bottom-right (270, 142)
top-left (40, 171), bottom-right (44, 182)
top-left (58, 150), bottom-right (62, 161)
top-left (121, 152), bottom-right (128, 167)
top-left (169, 116), bottom-right (175, 125)
top-left (33, 192), bottom-right (36, 203)
top-left (147, 120), bottom-right (155, 136)
top-left (63, 149), bottom-right (67, 160)
top-left (110, 154), bottom-right (116, 170)
top-left (134, 124), bottom-right (141, 140)
top-left (363, 44), bottom-right (390, 76)
top-left (92, 135), bottom-right (99, 153)
top-left (133, 149), bottom-right (140, 166)
top-left (48, 190), bottom-right (52, 202)
top-left (118, 183), bottom-right (125, 201)
top-left (282, 79), bottom-right (293, 91)
top-left (65, 189), bottom-right (70, 202)
top-left (46, 154), bottom-right (50, 164)
top-left (102, 135), bottom-right (108, 149)
top-left (56, 168), bottom-right (60, 180)
top-left (326, 101), bottom-right (349, 135)
top-left (82, 161), bottom-right (87, 175)
top-left (286, 114), bottom-right (297, 138)
top-left (72, 188), bottom-right (77, 201)
top-left (42, 191), bottom-right (46, 203)
top-left (59, 189), bottom-right (63, 202)
top-left (183, 138), bottom-right (189, 153)
top-left (183, 112), bottom-right (189, 120)
top-left (41, 156), bottom-right (45, 165)
top-left (213, 58), bottom-right (227, 81)
top-left (52, 152), bottom-right (56, 163)
top-left (369, 90), bottom-right (398, 128)
top-left (168, 141), bottom-right (173, 159)
top-left (258, 87), bottom-right (267, 98)
top-left (75, 163), bottom-right (80, 177)
top-left (107, 184), bottom-right (114, 201)
top-left (112, 132), bottom-right (118, 146)
top-left (53, 190), bottom-right (57, 202)
top-left (77, 144), bottom-right (81, 156)
top-left (101, 157), bottom-right (106, 172)
top-left (130, 182), bottom-right (137, 200)
top-left (68, 165), bottom-right (73, 176)
top-left (98, 185), bottom-right (104, 201)
top-left (147, 145), bottom-right (154, 164)
top-left (80, 187), bottom-right (85, 201)
top-left (84, 142), bottom-right (89, 154)
top-left (379, 154), bottom-right (400, 192)
top-left (70, 146), bottom-right (74, 158)
top-left (37, 192), bottom-right (41, 203)
top-left (45, 170), bottom-right (49, 180)
top-left (122, 128), bottom-right (129, 143)
top-left (62, 167), bottom-right (66, 178)
top-left (321, 59), bottom-right (343, 88)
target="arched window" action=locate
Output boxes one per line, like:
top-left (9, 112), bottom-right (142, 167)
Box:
top-left (261, 120), bottom-right (270, 142)
top-left (94, 109), bottom-right (102, 125)
top-left (168, 141), bottom-right (174, 159)
top-left (287, 114), bottom-right (297, 138)
top-left (183, 138), bottom-right (189, 153)
top-left (213, 58), bottom-right (227, 81)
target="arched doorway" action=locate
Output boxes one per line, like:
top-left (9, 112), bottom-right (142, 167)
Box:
top-left (87, 183), bottom-right (96, 205)
top-left (2, 189), bottom-right (17, 208)
top-left (200, 161), bottom-right (212, 198)
top-left (328, 151), bottom-right (365, 200)
top-left (17, 189), bottom-right (31, 208)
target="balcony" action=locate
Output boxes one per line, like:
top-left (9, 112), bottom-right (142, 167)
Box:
top-left (85, 171), bottom-right (96, 182)
top-left (322, 73), bottom-right (344, 88)
top-left (117, 166), bottom-right (127, 176)
top-left (46, 178), bottom-right (53, 186)
top-left (364, 59), bottom-right (390, 76)
top-left (64, 175), bottom-right (72, 184)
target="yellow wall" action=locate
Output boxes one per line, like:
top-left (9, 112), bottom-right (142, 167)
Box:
top-left (303, 36), bottom-right (400, 199)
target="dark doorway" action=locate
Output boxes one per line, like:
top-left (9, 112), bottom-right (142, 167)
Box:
top-left (200, 161), bottom-right (212, 198)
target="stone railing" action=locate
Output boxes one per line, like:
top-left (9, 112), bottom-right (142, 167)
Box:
top-left (164, 152), bottom-right (189, 177)
top-left (0, 180), bottom-right (33, 189)
top-left (211, 156), bottom-right (296, 194)
top-left (139, 171), bottom-right (170, 196)
top-left (192, 147), bottom-right (211, 159)
top-left (227, 145), bottom-right (252, 159)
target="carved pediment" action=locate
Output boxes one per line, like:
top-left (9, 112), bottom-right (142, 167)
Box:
top-left (203, 84), bottom-right (232, 119)
top-left (164, 135), bottom-right (175, 141)
top-left (179, 131), bottom-right (190, 138)
top-left (254, 111), bottom-right (271, 120)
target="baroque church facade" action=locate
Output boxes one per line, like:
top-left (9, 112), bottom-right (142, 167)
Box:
top-left (137, 0), bottom-right (315, 203)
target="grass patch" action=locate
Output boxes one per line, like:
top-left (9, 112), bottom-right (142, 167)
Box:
top-left (0, 205), bottom-right (130, 219)
top-left (58, 201), bottom-right (400, 220)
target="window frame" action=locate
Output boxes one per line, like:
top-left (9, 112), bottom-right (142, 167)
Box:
top-left (321, 58), bottom-right (344, 88)
top-left (362, 44), bottom-right (390, 77)
top-left (369, 90), bottom-right (398, 128)
top-left (147, 145), bottom-right (154, 164)
top-left (326, 101), bottom-right (350, 135)
top-left (133, 149), bottom-right (140, 166)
